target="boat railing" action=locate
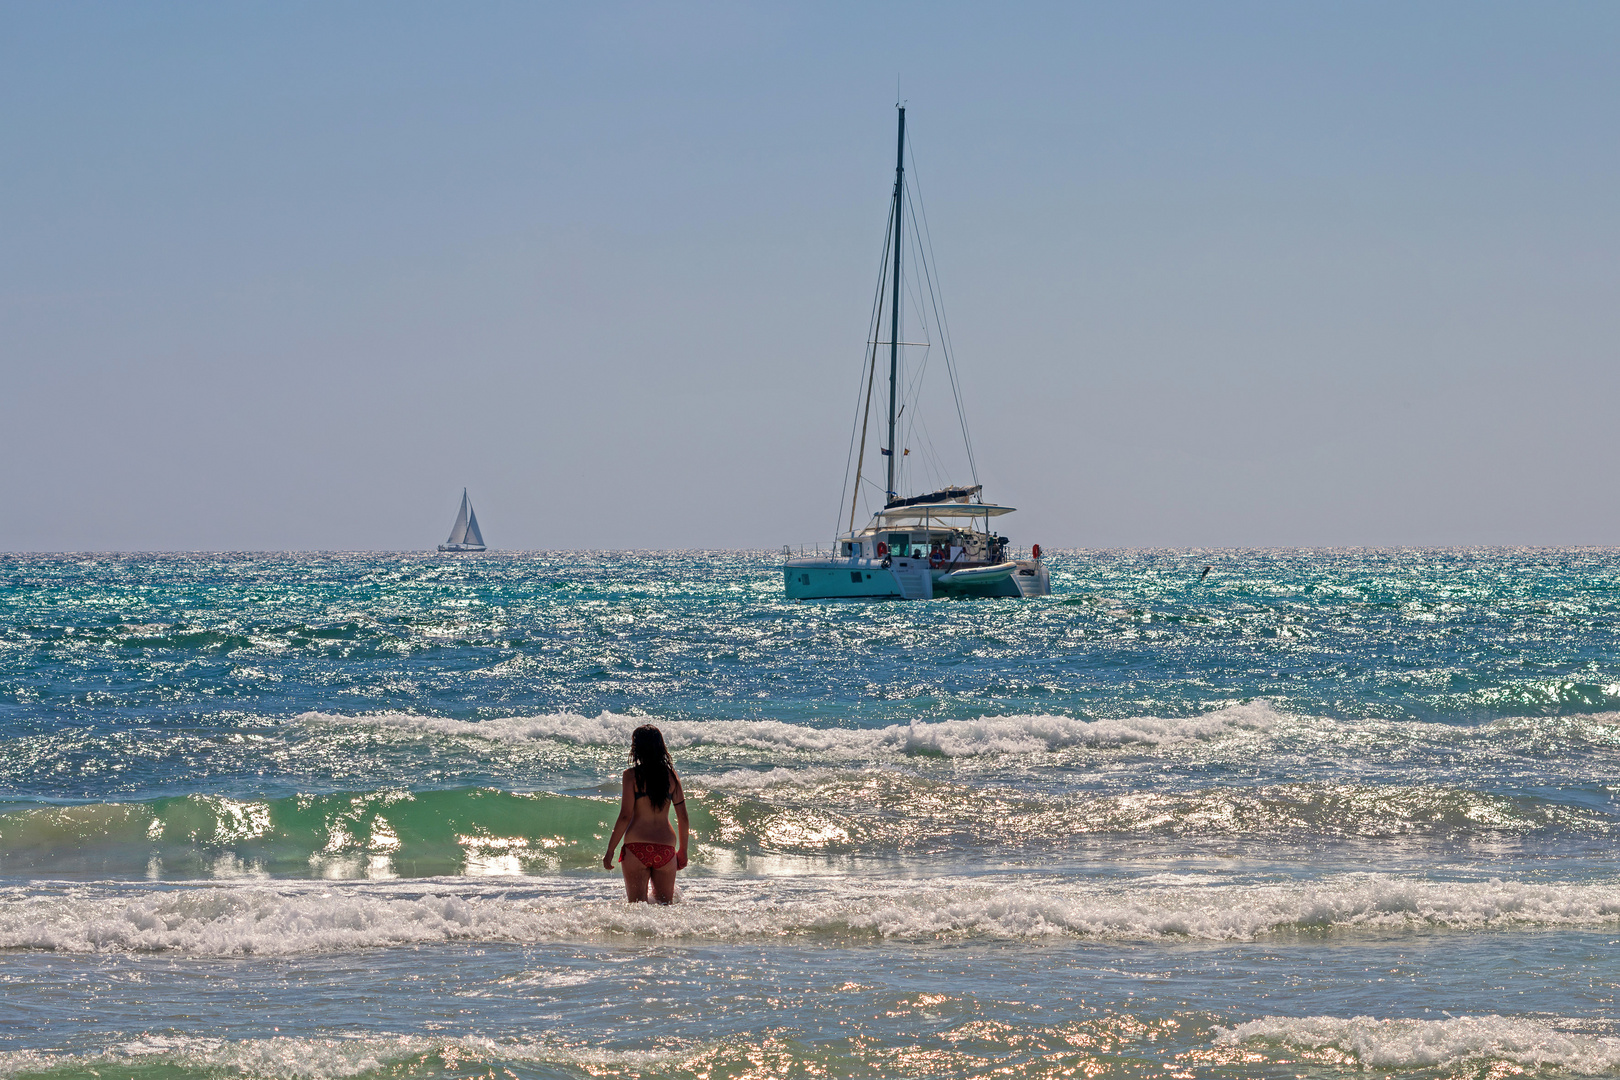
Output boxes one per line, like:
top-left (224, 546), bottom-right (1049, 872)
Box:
top-left (781, 541), bottom-right (1037, 562)
top-left (780, 543), bottom-right (831, 559)
top-left (782, 542), bottom-right (1044, 566)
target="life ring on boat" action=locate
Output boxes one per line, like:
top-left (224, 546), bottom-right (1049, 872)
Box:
top-left (1032, 544), bottom-right (1042, 560)
top-left (875, 542), bottom-right (888, 557)
top-left (929, 551), bottom-right (943, 569)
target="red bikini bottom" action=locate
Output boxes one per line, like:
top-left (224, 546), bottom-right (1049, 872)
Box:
top-left (621, 842), bottom-right (677, 869)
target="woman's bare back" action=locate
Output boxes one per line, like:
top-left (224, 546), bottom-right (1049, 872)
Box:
top-left (621, 766), bottom-right (682, 845)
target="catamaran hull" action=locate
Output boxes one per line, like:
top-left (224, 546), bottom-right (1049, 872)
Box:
top-left (436, 544), bottom-right (486, 553)
top-left (785, 557), bottom-right (927, 600)
top-left (784, 557), bottom-right (1048, 600)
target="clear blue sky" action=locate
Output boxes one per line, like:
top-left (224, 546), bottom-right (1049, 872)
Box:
top-left (4, 3), bottom-right (1618, 550)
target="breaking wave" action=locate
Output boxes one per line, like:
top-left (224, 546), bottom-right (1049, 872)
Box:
top-left (0, 1033), bottom-right (699, 1080)
top-left (295, 702), bottom-right (1280, 758)
top-left (6, 873), bottom-right (1620, 955)
top-left (691, 770), bottom-right (1612, 852)
top-left (1216, 1014), bottom-right (1620, 1074)
top-left (4, 771), bottom-right (1606, 882)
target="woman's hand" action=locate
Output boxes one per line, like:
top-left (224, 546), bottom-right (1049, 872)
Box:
top-left (676, 848), bottom-right (688, 870)
top-left (602, 851), bottom-right (614, 870)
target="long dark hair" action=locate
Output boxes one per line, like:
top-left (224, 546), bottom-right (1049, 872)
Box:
top-left (630, 724), bottom-right (674, 808)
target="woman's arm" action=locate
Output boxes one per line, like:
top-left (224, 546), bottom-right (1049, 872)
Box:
top-left (602, 772), bottom-right (635, 870)
top-left (672, 772), bottom-right (690, 870)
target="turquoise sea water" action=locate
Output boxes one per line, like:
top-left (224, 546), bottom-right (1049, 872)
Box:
top-left (3, 549), bottom-right (1620, 1078)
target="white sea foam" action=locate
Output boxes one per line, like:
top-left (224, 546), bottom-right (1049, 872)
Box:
top-left (7, 1014), bottom-right (1619, 1080)
top-left (6, 872), bottom-right (1620, 955)
top-left (0, 1033), bottom-right (697, 1079)
top-left (294, 701), bottom-right (1278, 759)
top-left (1216, 1014), bottom-right (1620, 1074)
top-left (693, 765), bottom-right (861, 791)
top-left (18, 1017), bottom-right (1617, 1080)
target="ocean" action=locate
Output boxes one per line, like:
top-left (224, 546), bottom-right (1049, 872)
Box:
top-left (2, 548), bottom-right (1620, 1078)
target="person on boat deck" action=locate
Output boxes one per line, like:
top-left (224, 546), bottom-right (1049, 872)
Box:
top-left (602, 724), bottom-right (689, 904)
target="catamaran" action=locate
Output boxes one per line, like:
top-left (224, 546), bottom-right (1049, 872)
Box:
top-left (784, 107), bottom-right (1049, 601)
top-left (437, 489), bottom-right (486, 552)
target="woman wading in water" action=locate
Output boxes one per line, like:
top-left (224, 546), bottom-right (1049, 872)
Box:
top-left (602, 725), bottom-right (689, 903)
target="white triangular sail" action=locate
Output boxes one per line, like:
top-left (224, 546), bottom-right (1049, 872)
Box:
top-left (463, 506), bottom-right (484, 548)
top-left (445, 490), bottom-right (471, 546)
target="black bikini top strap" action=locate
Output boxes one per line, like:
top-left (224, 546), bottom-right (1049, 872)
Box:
top-left (634, 767), bottom-right (678, 802)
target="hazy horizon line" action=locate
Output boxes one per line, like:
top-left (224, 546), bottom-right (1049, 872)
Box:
top-left (4, 545), bottom-right (1618, 558)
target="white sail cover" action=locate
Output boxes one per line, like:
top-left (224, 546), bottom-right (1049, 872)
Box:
top-left (463, 506), bottom-right (484, 548)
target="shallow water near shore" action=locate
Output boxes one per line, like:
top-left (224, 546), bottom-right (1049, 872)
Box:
top-left (2, 549), bottom-right (1619, 1077)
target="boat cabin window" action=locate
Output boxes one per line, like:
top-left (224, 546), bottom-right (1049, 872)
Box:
top-left (844, 542), bottom-right (860, 557)
top-left (886, 533), bottom-right (912, 558)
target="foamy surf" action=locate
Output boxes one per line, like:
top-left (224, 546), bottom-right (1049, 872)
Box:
top-left (23, 1016), bottom-right (1617, 1080)
top-left (7, 873), bottom-right (1620, 955)
top-left (1216, 1014), bottom-right (1620, 1074)
top-left (0, 1034), bottom-right (702, 1080)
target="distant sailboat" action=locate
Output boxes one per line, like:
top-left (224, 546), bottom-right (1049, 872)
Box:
top-left (437, 489), bottom-right (486, 552)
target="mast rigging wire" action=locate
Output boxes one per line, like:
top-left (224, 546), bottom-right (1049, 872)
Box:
top-left (837, 200), bottom-right (896, 537)
top-left (835, 117), bottom-right (984, 539)
top-left (904, 137), bottom-right (979, 488)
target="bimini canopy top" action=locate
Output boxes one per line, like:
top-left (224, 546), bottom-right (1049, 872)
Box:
top-left (885, 485), bottom-right (982, 509)
top-left (873, 502), bottom-right (1017, 522)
